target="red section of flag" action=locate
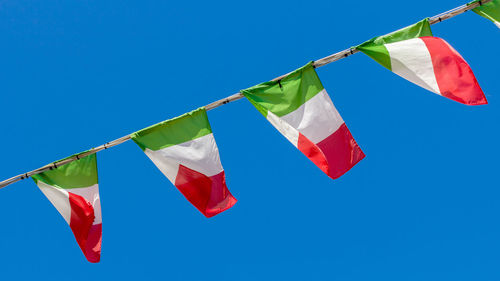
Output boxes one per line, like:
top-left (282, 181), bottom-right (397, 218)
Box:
top-left (298, 123), bottom-right (365, 179)
top-left (297, 133), bottom-right (329, 174)
top-left (68, 192), bottom-right (99, 263)
top-left (85, 223), bottom-right (102, 263)
top-left (175, 165), bottom-right (237, 218)
top-left (421, 36), bottom-right (487, 105)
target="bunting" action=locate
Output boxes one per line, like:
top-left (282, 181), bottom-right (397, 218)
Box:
top-left (242, 62), bottom-right (365, 179)
top-left (0, 0), bottom-right (497, 263)
top-left (357, 19), bottom-right (487, 105)
top-left (131, 107), bottom-right (236, 218)
top-left (32, 154), bottom-right (102, 263)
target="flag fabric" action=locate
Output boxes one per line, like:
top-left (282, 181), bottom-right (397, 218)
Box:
top-left (32, 154), bottom-right (102, 263)
top-left (471, 0), bottom-right (500, 28)
top-left (131, 107), bottom-right (236, 218)
top-left (241, 62), bottom-right (365, 180)
top-left (357, 19), bottom-right (487, 105)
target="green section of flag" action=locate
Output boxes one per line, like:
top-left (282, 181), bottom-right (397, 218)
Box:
top-left (357, 18), bottom-right (433, 70)
top-left (241, 62), bottom-right (324, 118)
top-left (471, 0), bottom-right (500, 26)
top-left (131, 107), bottom-right (212, 151)
top-left (32, 153), bottom-right (98, 189)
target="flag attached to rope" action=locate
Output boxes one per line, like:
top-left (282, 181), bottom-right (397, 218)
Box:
top-left (32, 154), bottom-right (102, 263)
top-left (471, 0), bottom-right (500, 28)
top-left (241, 62), bottom-right (365, 180)
top-left (357, 18), bottom-right (487, 105)
top-left (131, 107), bottom-right (236, 218)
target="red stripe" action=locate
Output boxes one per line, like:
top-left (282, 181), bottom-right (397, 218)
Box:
top-left (420, 36), bottom-right (487, 105)
top-left (297, 133), bottom-right (329, 175)
top-left (175, 165), bottom-right (237, 218)
top-left (68, 192), bottom-right (100, 263)
top-left (84, 223), bottom-right (102, 263)
top-left (298, 123), bottom-right (365, 179)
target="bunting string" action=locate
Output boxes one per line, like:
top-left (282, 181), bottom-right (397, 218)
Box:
top-left (0, 0), bottom-right (491, 190)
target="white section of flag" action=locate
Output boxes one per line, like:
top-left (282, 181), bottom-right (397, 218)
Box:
top-left (266, 111), bottom-right (300, 146)
top-left (144, 133), bottom-right (224, 183)
top-left (281, 89), bottom-right (344, 144)
top-left (37, 181), bottom-right (71, 224)
top-left (385, 38), bottom-right (441, 95)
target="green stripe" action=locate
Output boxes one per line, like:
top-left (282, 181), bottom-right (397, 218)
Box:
top-left (358, 44), bottom-right (391, 70)
top-left (131, 107), bottom-right (212, 151)
top-left (471, 0), bottom-right (500, 25)
top-left (357, 18), bottom-right (433, 70)
top-left (32, 153), bottom-right (98, 189)
top-left (241, 62), bottom-right (324, 117)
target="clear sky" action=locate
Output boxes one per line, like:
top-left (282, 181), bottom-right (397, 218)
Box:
top-left (0, 1), bottom-right (498, 280)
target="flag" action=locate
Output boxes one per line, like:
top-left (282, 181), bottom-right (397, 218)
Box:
top-left (32, 153), bottom-right (102, 263)
top-left (471, 0), bottom-right (500, 28)
top-left (131, 107), bottom-right (236, 218)
top-left (241, 62), bottom-right (365, 180)
top-left (357, 19), bottom-right (487, 105)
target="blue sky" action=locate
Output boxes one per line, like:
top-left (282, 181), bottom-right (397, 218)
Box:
top-left (0, 0), bottom-right (499, 280)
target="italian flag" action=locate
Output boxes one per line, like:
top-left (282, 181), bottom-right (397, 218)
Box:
top-left (471, 0), bottom-right (500, 28)
top-left (131, 108), bottom-right (236, 218)
top-left (32, 154), bottom-right (102, 263)
top-left (357, 19), bottom-right (487, 105)
top-left (242, 62), bottom-right (365, 180)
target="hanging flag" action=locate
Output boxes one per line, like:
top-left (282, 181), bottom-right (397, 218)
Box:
top-left (32, 153), bottom-right (102, 263)
top-left (131, 107), bottom-right (236, 218)
top-left (471, 0), bottom-right (500, 28)
top-left (357, 19), bottom-right (487, 105)
top-left (241, 62), bottom-right (365, 180)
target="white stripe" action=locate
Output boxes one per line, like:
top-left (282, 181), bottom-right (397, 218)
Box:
top-left (385, 38), bottom-right (441, 95)
top-left (145, 149), bottom-right (179, 183)
top-left (495, 21), bottom-right (500, 28)
top-left (37, 181), bottom-right (71, 224)
top-left (144, 133), bottom-right (224, 183)
top-left (69, 184), bottom-right (102, 224)
top-left (266, 111), bottom-right (299, 147)
top-left (281, 89), bottom-right (344, 144)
